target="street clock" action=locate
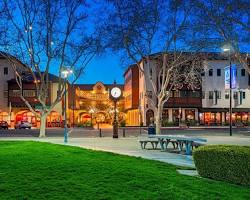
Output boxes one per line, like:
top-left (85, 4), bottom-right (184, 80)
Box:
top-left (110, 87), bottom-right (122, 99)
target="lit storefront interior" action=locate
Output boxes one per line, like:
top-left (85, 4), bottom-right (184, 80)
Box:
top-left (199, 109), bottom-right (250, 125)
top-left (14, 110), bottom-right (62, 128)
top-left (0, 112), bottom-right (9, 121)
top-left (126, 109), bottom-right (140, 126)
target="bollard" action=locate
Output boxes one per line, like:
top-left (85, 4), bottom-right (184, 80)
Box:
top-left (99, 128), bottom-right (102, 137)
top-left (123, 128), bottom-right (125, 137)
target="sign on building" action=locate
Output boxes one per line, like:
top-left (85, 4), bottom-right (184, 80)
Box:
top-left (225, 64), bottom-right (237, 89)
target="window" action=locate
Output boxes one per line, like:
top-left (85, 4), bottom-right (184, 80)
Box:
top-left (190, 91), bottom-right (200, 98)
top-left (225, 92), bottom-right (229, 99)
top-left (149, 68), bottom-right (153, 79)
top-left (209, 91), bottom-right (213, 99)
top-left (209, 69), bottom-right (213, 76)
top-left (241, 69), bottom-right (246, 76)
top-left (9, 90), bottom-right (21, 97)
top-left (23, 90), bottom-right (36, 97)
top-left (243, 92), bottom-right (246, 99)
top-left (201, 71), bottom-right (205, 76)
top-left (202, 91), bottom-right (205, 99)
top-left (216, 91), bottom-right (221, 99)
top-left (233, 92), bottom-right (238, 99)
top-left (4, 67), bottom-right (8, 75)
top-left (4, 90), bottom-right (8, 98)
top-left (173, 90), bottom-right (180, 97)
top-left (217, 69), bottom-right (221, 76)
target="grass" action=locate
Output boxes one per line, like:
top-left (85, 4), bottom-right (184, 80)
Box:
top-left (0, 141), bottom-right (249, 200)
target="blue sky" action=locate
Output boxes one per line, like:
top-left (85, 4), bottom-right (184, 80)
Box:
top-left (77, 54), bottom-right (124, 84)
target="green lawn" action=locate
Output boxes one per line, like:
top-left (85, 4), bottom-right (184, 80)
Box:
top-left (0, 141), bottom-right (249, 200)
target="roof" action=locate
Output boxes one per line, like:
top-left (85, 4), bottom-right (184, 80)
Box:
top-left (8, 72), bottom-right (60, 83)
top-left (75, 82), bottom-right (124, 91)
top-left (123, 64), bottom-right (138, 76)
top-left (131, 51), bottom-right (250, 65)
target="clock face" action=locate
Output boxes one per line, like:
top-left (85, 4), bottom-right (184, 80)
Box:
top-left (111, 87), bottom-right (122, 98)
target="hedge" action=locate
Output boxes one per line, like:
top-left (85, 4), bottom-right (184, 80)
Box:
top-left (193, 145), bottom-right (250, 186)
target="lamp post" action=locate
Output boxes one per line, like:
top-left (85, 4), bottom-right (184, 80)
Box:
top-left (223, 46), bottom-right (233, 136)
top-left (61, 68), bottom-right (73, 143)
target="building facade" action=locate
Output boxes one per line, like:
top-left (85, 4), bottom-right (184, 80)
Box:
top-left (124, 52), bottom-right (250, 126)
top-left (136, 55), bottom-right (201, 126)
top-left (0, 55), bottom-right (125, 128)
top-left (69, 82), bottom-right (125, 127)
top-left (200, 58), bottom-right (250, 125)
top-left (123, 64), bottom-right (140, 126)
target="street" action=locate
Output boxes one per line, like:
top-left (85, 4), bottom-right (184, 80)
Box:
top-left (1, 127), bottom-right (250, 138)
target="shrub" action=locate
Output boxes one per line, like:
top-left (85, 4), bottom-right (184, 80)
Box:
top-left (193, 145), bottom-right (250, 186)
top-left (119, 120), bottom-right (126, 127)
top-left (162, 120), bottom-right (175, 127)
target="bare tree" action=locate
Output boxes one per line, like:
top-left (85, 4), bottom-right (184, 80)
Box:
top-left (0, 0), bottom-right (100, 137)
top-left (192, 0), bottom-right (250, 72)
top-left (103, 0), bottom-right (203, 134)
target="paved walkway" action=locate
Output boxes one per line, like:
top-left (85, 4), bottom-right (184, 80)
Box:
top-left (1, 134), bottom-right (250, 168)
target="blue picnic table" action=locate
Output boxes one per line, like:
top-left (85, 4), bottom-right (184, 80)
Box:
top-left (148, 135), bottom-right (207, 155)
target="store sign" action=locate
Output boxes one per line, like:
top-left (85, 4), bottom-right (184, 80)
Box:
top-left (225, 64), bottom-right (237, 89)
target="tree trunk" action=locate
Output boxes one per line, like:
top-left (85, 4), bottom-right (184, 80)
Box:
top-left (39, 114), bottom-right (47, 138)
top-left (155, 105), bottom-right (163, 135)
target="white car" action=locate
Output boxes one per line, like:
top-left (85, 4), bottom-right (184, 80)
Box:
top-left (15, 121), bottom-right (32, 129)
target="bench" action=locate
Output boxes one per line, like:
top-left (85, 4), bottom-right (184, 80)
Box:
top-left (139, 139), bottom-right (159, 149)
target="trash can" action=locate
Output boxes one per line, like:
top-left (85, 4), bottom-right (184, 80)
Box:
top-left (148, 124), bottom-right (156, 135)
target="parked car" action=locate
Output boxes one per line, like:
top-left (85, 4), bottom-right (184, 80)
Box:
top-left (0, 121), bottom-right (8, 129)
top-left (15, 121), bottom-right (32, 129)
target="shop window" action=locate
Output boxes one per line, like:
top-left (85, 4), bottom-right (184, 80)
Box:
top-left (185, 109), bottom-right (195, 120)
top-left (217, 69), bottom-right (221, 76)
top-left (209, 69), bottom-right (213, 76)
top-left (241, 69), bottom-right (245, 76)
top-left (162, 109), bottom-right (169, 120)
top-left (209, 91), bottom-right (213, 99)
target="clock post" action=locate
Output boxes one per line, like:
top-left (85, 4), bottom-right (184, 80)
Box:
top-left (113, 99), bottom-right (118, 138)
top-left (110, 81), bottom-right (122, 139)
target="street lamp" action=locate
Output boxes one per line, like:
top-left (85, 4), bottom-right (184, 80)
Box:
top-left (223, 45), bottom-right (233, 136)
top-left (61, 68), bottom-right (73, 143)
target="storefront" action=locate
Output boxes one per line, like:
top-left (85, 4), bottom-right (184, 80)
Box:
top-left (199, 108), bottom-right (250, 125)
top-left (15, 110), bottom-right (62, 128)
top-left (0, 112), bottom-right (9, 122)
top-left (199, 112), bottom-right (222, 125)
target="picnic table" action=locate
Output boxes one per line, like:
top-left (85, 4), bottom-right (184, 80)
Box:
top-left (148, 135), bottom-right (207, 155)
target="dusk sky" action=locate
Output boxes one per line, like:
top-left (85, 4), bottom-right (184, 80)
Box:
top-left (78, 53), bottom-right (124, 85)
